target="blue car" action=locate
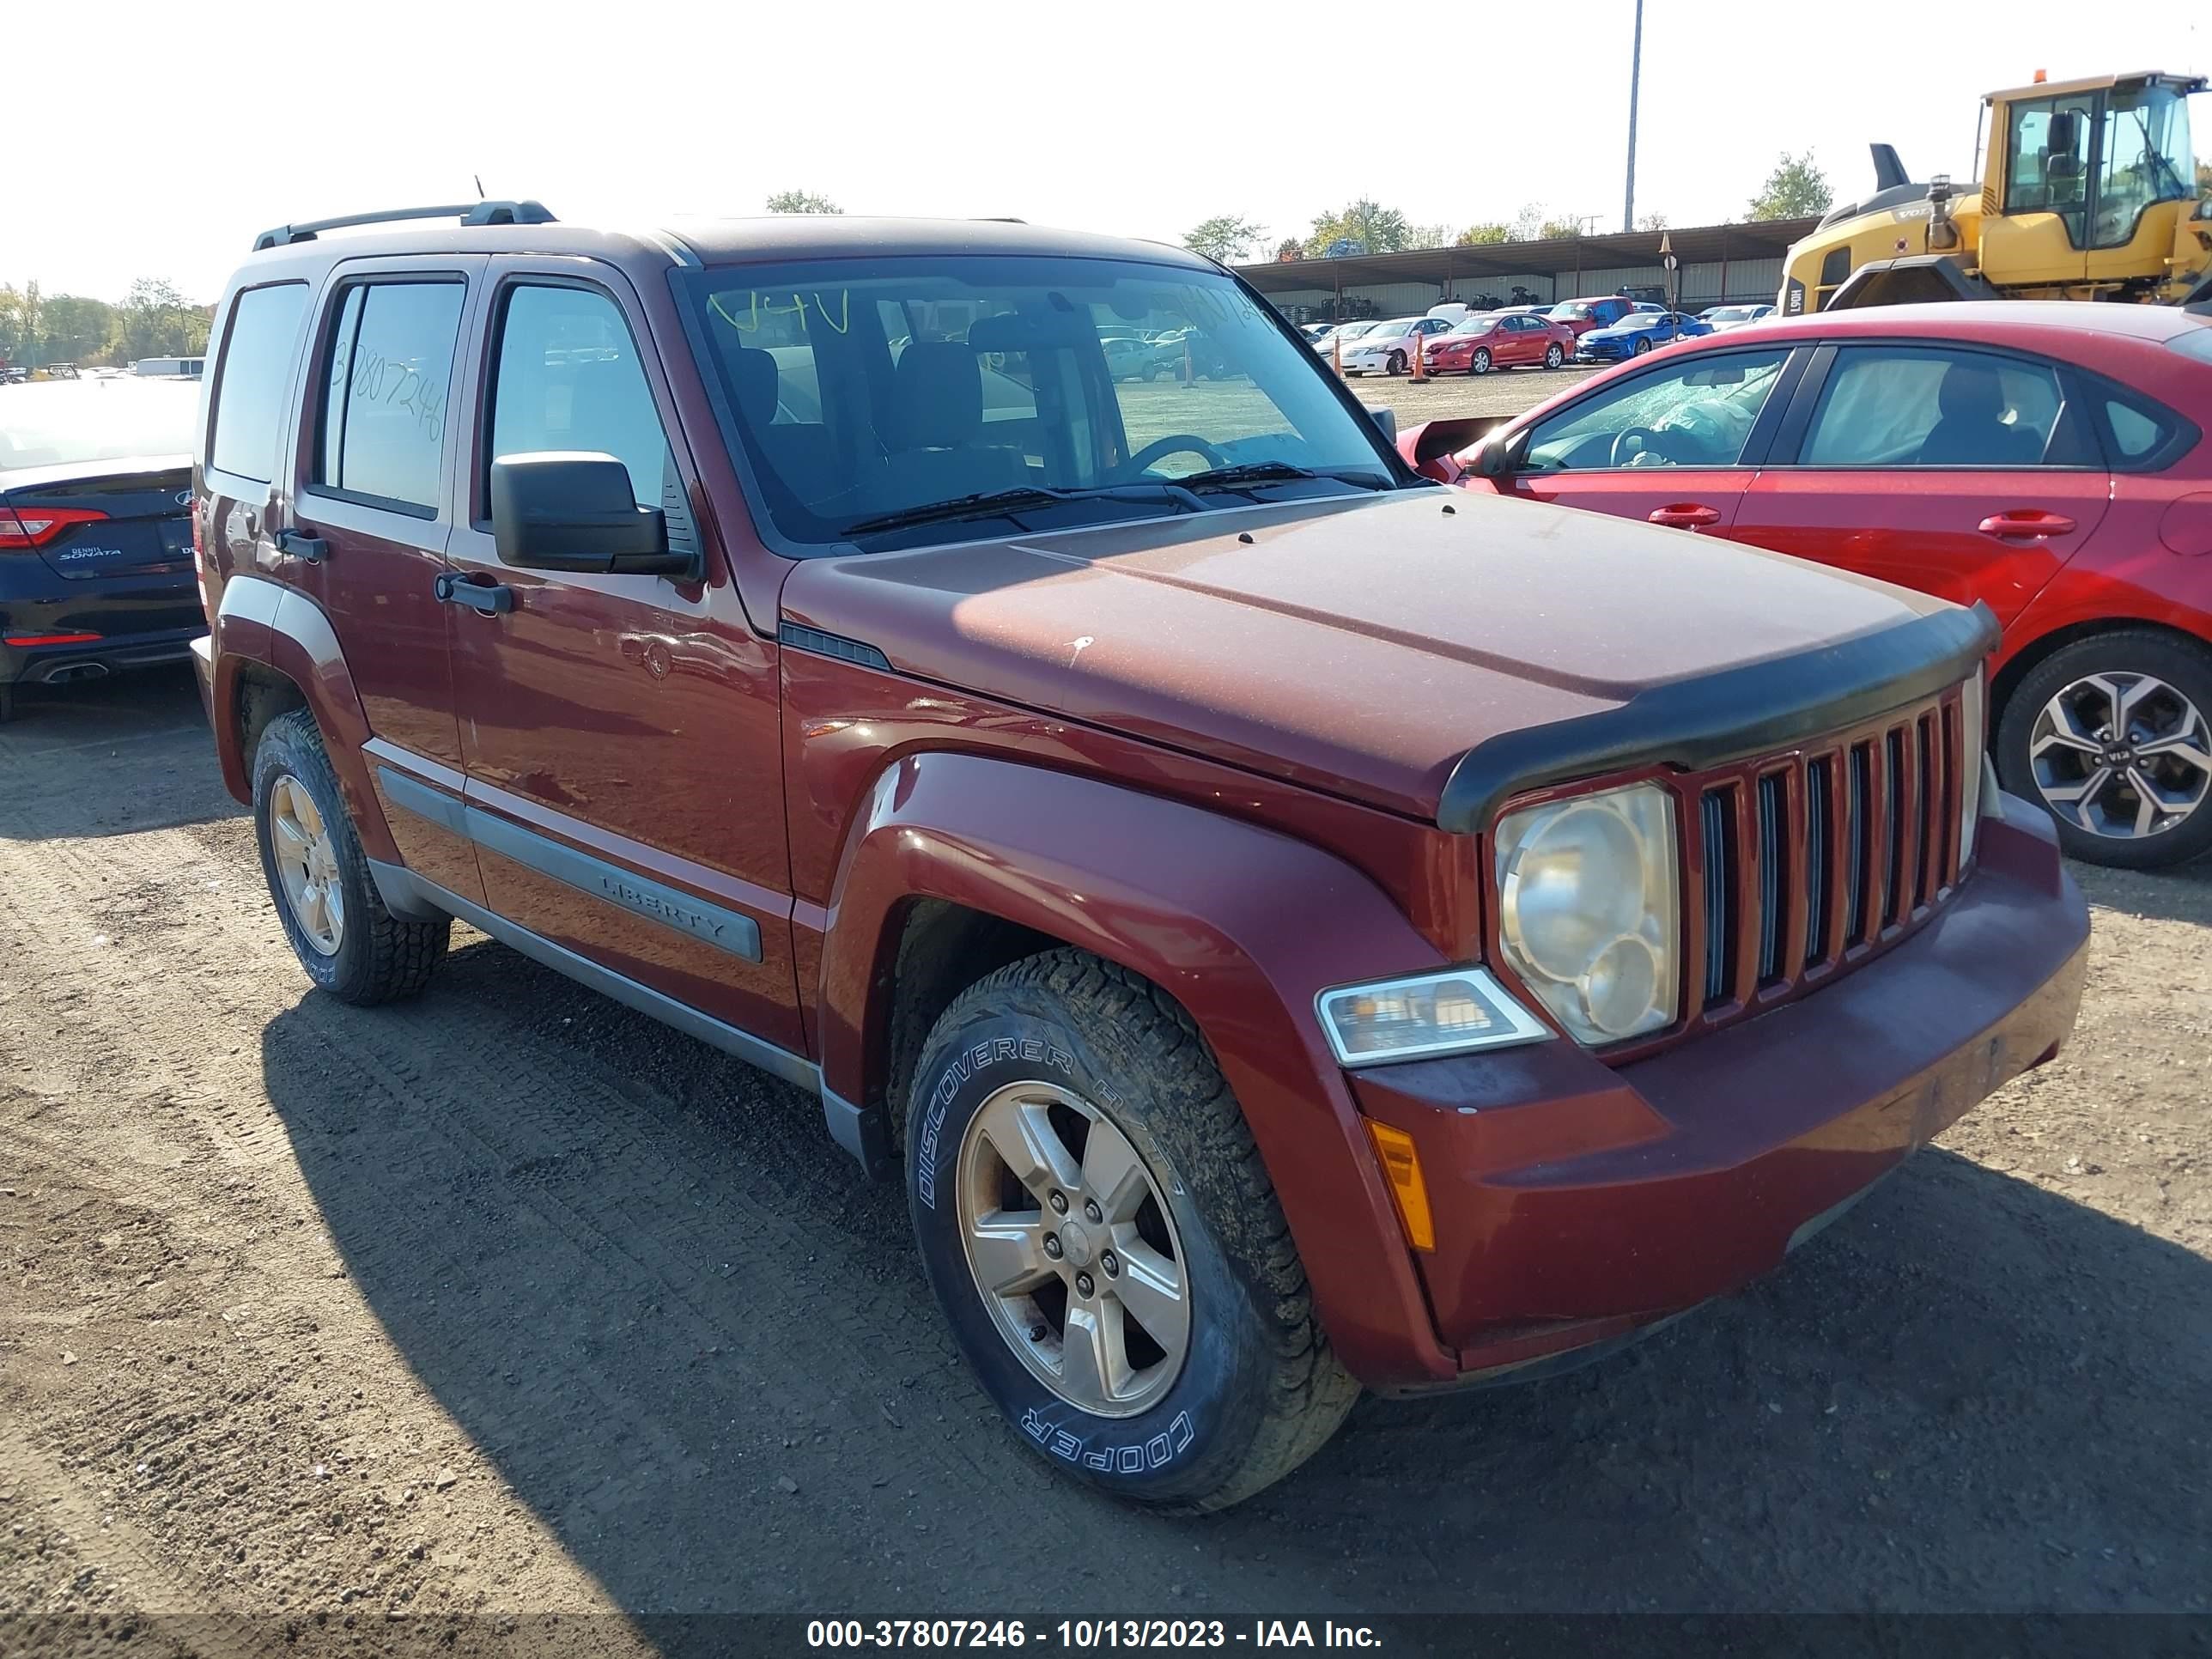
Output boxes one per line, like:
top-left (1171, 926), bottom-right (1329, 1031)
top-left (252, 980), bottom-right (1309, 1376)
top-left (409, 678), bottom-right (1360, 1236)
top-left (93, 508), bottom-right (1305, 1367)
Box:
top-left (0, 378), bottom-right (204, 723)
top-left (1574, 309), bottom-right (1712, 364)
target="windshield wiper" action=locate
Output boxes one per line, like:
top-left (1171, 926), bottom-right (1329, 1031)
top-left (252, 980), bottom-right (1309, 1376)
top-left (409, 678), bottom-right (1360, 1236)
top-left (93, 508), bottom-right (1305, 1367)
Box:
top-left (840, 483), bottom-right (1200, 538)
top-left (1172, 461), bottom-right (1393, 494)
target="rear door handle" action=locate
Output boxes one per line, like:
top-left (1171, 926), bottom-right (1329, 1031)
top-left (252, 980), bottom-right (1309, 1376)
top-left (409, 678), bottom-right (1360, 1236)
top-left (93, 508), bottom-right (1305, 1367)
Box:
top-left (1648, 503), bottom-right (1723, 529)
top-left (275, 528), bottom-right (328, 562)
top-left (434, 570), bottom-right (514, 615)
top-left (1978, 510), bottom-right (2076, 539)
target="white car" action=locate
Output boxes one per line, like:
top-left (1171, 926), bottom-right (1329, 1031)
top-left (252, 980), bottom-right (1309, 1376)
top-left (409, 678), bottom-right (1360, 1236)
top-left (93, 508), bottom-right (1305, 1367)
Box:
top-left (1699, 304), bottom-right (1776, 332)
top-left (1309, 320), bottom-right (1377, 356)
top-left (1336, 316), bottom-right (1453, 376)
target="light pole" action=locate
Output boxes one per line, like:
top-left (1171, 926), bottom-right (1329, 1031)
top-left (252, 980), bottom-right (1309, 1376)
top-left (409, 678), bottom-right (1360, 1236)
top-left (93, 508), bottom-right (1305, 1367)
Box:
top-left (1623, 0), bottom-right (1644, 233)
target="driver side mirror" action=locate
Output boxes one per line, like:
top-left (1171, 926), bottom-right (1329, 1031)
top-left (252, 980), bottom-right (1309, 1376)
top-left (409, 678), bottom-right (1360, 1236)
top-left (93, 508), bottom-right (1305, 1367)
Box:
top-left (490, 453), bottom-right (694, 578)
top-left (1472, 429), bottom-right (1526, 480)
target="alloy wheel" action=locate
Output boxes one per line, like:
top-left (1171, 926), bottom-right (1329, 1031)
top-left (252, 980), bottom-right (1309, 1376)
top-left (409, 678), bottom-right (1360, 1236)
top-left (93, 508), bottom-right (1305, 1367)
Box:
top-left (2029, 672), bottom-right (2212, 840)
top-left (956, 1079), bottom-right (1189, 1418)
top-left (269, 773), bottom-right (345, 954)
top-left (1472, 348), bottom-right (1491, 375)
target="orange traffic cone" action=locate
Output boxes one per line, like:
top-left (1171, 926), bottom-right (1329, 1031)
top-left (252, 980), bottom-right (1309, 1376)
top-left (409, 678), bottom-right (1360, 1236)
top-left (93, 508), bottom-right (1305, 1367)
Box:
top-left (1412, 329), bottom-right (1427, 382)
top-left (1332, 330), bottom-right (1344, 379)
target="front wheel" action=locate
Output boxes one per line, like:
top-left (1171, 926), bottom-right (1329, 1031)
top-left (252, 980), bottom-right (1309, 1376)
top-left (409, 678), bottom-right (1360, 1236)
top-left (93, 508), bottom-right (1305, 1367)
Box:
top-left (1544, 343), bottom-right (1565, 368)
top-left (252, 708), bottom-right (450, 1000)
top-left (1632, 337), bottom-right (1653, 356)
top-left (1469, 347), bottom-right (1492, 376)
top-left (1996, 631), bottom-right (2212, 868)
top-left (906, 949), bottom-right (1358, 1510)
top-left (1386, 350), bottom-right (1406, 377)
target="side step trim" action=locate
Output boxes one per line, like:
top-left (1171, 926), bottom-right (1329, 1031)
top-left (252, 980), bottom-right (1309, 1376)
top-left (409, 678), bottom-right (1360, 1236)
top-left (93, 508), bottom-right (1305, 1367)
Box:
top-left (375, 765), bottom-right (763, 963)
top-left (367, 858), bottom-right (825, 1101)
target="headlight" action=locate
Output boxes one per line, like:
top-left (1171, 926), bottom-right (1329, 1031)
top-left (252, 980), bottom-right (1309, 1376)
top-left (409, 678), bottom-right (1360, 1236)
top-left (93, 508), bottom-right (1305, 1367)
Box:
top-left (1959, 668), bottom-right (1987, 866)
top-left (1495, 782), bottom-right (1680, 1045)
top-left (1316, 968), bottom-right (1552, 1066)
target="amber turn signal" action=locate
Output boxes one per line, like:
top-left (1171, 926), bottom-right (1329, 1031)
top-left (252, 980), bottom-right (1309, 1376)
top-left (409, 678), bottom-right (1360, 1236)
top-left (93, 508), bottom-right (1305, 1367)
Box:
top-left (1364, 1120), bottom-right (1436, 1253)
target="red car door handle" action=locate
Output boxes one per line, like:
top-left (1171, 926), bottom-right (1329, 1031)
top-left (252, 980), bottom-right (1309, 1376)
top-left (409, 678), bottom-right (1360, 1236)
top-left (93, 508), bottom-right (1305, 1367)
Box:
top-left (1649, 503), bottom-right (1723, 528)
top-left (1978, 510), bottom-right (2076, 538)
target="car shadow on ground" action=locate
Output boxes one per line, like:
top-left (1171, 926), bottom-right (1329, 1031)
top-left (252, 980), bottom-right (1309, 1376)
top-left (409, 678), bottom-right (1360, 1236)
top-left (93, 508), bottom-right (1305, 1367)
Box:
top-left (2070, 856), bottom-right (2212, 928)
top-left (259, 933), bottom-right (2212, 1621)
top-left (0, 665), bottom-right (240, 842)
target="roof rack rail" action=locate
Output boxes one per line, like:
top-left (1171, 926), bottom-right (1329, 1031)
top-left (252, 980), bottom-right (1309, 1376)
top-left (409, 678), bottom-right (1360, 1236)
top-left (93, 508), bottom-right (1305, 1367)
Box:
top-left (252, 200), bottom-right (556, 252)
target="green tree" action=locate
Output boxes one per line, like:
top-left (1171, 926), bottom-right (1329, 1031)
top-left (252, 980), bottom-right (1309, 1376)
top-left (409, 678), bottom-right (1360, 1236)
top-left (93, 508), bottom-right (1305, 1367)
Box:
top-left (1747, 151), bottom-right (1832, 221)
top-left (36, 295), bottom-right (115, 366)
top-left (2198, 158), bottom-right (2210, 194)
top-left (1404, 223), bottom-right (1454, 250)
top-left (1182, 215), bottom-right (1269, 262)
top-left (1637, 211), bottom-right (1670, 232)
top-left (1305, 198), bottom-right (1412, 257)
top-left (1455, 222), bottom-right (1512, 246)
top-left (0, 283), bottom-right (35, 364)
top-left (764, 189), bottom-right (842, 214)
top-left (112, 278), bottom-right (209, 365)
top-left (1274, 236), bottom-right (1304, 261)
top-left (1510, 204), bottom-right (1586, 241)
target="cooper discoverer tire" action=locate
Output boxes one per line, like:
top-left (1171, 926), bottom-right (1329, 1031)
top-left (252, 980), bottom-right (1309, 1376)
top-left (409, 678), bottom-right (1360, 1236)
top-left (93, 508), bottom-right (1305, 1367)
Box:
top-left (252, 708), bottom-right (450, 1002)
top-left (1996, 630), bottom-right (2212, 870)
top-left (905, 948), bottom-right (1358, 1510)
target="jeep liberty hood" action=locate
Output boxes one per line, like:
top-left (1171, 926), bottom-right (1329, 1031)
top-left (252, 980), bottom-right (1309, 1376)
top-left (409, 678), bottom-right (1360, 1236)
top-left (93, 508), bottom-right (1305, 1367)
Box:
top-left (777, 493), bottom-right (1982, 827)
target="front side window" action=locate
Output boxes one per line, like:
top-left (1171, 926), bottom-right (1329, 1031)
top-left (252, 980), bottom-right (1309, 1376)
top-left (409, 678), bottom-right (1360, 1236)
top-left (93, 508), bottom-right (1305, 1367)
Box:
top-left (1799, 348), bottom-right (2063, 467)
top-left (315, 281), bottom-right (465, 514)
top-left (1523, 349), bottom-right (1789, 471)
top-left (210, 283), bottom-right (310, 482)
top-left (685, 256), bottom-right (1401, 550)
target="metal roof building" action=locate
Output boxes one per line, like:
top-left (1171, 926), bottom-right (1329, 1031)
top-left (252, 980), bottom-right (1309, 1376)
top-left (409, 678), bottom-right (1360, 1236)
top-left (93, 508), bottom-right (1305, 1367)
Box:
top-left (1236, 217), bottom-right (1820, 320)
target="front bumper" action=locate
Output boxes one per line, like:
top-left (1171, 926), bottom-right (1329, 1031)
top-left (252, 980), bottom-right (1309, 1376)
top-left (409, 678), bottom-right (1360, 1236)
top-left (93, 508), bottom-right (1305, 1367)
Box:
top-left (1348, 795), bottom-right (2088, 1389)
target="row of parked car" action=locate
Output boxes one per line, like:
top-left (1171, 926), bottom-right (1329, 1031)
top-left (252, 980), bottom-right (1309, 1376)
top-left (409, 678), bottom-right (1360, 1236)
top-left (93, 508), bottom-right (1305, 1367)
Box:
top-left (1305, 297), bottom-right (1778, 376)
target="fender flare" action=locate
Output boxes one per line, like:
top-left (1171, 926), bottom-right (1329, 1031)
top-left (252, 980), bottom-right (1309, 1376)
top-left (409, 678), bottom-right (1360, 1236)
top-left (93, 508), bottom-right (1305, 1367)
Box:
top-left (817, 750), bottom-right (1460, 1386)
top-left (210, 574), bottom-right (398, 863)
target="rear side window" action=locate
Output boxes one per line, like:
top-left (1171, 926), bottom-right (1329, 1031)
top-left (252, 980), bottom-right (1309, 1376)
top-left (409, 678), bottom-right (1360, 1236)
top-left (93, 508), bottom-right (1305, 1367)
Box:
top-left (315, 280), bottom-right (466, 515)
top-left (209, 283), bottom-right (310, 482)
top-left (1799, 348), bottom-right (2065, 467)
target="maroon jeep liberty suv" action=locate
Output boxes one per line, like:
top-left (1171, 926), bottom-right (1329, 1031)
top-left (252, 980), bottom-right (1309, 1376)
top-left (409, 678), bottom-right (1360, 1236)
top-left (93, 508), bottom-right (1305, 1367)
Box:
top-left (193, 204), bottom-right (2089, 1509)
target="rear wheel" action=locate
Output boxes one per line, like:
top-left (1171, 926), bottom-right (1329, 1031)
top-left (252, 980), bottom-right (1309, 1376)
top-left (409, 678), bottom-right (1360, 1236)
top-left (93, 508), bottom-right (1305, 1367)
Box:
top-left (1544, 343), bottom-right (1565, 368)
top-left (252, 708), bottom-right (450, 1000)
top-left (1996, 631), bottom-right (2212, 869)
top-left (906, 949), bottom-right (1358, 1510)
top-left (1470, 347), bottom-right (1492, 376)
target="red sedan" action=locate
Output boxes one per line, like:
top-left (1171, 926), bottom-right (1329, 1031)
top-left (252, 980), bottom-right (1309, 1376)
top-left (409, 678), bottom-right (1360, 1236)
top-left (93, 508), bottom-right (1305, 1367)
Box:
top-left (1408, 301), bottom-right (2212, 868)
top-left (1424, 310), bottom-right (1577, 375)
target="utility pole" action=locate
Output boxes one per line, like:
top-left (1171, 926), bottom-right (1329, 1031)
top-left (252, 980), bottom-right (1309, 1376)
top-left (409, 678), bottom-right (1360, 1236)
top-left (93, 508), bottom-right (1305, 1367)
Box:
top-left (1623, 0), bottom-right (1644, 233)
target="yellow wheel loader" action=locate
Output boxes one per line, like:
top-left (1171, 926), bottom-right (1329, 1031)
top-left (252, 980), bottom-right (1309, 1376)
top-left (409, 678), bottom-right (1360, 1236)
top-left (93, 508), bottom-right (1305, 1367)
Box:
top-left (1781, 70), bottom-right (2211, 314)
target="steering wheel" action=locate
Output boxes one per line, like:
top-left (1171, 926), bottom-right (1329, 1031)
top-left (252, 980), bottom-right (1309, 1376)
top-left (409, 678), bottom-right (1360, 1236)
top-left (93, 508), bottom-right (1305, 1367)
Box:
top-left (1609, 425), bottom-right (1676, 468)
top-left (1121, 434), bottom-right (1229, 479)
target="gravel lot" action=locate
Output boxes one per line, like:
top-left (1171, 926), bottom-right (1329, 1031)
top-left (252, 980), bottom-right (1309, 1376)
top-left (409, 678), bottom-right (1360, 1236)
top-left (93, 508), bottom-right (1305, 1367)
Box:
top-left (3, 505), bottom-right (2208, 1646)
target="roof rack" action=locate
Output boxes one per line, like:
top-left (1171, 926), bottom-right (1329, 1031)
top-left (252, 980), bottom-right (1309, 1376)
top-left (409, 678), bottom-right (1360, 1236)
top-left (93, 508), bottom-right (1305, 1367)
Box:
top-left (252, 200), bottom-right (556, 252)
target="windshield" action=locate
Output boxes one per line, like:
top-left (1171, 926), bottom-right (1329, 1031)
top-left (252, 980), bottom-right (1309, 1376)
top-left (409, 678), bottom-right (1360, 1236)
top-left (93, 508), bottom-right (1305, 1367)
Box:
top-left (684, 257), bottom-right (1401, 550)
top-left (1706, 307), bottom-right (1753, 321)
top-left (1448, 314), bottom-right (1498, 333)
top-left (1548, 303), bottom-right (1593, 319)
top-left (0, 380), bottom-right (199, 473)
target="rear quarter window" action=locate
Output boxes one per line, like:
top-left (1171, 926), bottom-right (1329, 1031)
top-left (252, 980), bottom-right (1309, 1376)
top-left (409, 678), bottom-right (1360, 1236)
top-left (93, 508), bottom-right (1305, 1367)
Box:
top-left (209, 283), bottom-right (311, 482)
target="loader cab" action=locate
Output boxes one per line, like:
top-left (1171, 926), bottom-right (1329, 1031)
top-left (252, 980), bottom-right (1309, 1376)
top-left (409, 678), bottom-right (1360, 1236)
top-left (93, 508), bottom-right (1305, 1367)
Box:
top-left (1982, 72), bottom-right (2204, 295)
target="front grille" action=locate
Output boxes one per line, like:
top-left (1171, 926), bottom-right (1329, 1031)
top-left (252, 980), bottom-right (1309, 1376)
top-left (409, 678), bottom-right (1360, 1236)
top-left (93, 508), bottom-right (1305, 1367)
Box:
top-left (1690, 688), bottom-right (1966, 1024)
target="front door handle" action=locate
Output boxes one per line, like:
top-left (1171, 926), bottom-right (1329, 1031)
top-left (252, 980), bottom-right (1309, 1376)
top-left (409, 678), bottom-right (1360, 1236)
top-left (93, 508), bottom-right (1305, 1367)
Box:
top-left (1649, 503), bottom-right (1723, 529)
top-left (275, 528), bottom-right (327, 562)
top-left (1978, 510), bottom-right (2076, 539)
top-left (434, 570), bottom-right (514, 615)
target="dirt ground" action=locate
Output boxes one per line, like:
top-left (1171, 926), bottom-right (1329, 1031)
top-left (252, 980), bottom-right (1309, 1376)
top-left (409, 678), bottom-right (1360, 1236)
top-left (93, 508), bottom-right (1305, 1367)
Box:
top-left (3, 637), bottom-right (2208, 1652)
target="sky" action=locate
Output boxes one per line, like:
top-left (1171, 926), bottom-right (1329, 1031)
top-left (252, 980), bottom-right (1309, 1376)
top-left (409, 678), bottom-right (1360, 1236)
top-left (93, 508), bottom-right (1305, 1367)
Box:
top-left (5, 0), bottom-right (2205, 305)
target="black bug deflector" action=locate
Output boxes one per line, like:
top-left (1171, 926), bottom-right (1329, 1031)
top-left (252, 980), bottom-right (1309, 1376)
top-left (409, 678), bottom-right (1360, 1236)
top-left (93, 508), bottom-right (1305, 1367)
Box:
top-left (1436, 603), bottom-right (2001, 834)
